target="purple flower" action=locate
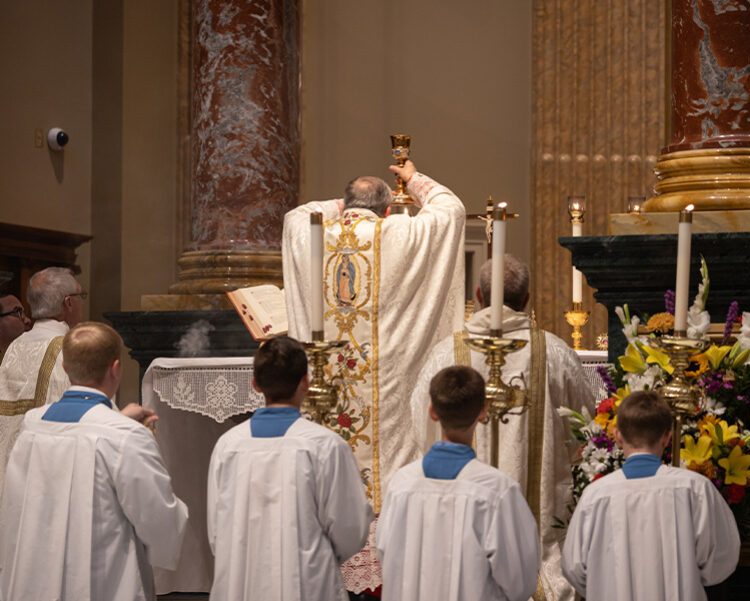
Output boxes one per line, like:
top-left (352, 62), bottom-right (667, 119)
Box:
top-left (664, 290), bottom-right (675, 315)
top-left (596, 365), bottom-right (617, 396)
top-left (724, 301), bottom-right (739, 344)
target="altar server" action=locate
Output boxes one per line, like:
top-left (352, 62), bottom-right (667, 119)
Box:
top-left (562, 390), bottom-right (741, 601)
top-left (283, 159), bottom-right (465, 592)
top-left (377, 366), bottom-right (540, 601)
top-left (207, 335), bottom-right (373, 601)
top-left (0, 321), bottom-right (188, 601)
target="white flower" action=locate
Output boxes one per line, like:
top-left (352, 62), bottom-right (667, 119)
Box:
top-left (702, 395), bottom-right (727, 416)
top-left (687, 309), bottom-right (710, 339)
top-left (624, 365), bottom-right (661, 391)
top-left (623, 316), bottom-right (641, 344)
top-left (739, 312), bottom-right (750, 357)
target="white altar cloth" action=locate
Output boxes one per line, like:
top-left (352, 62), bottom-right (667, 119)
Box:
top-left (143, 357), bottom-right (264, 422)
top-left (142, 356), bottom-right (262, 594)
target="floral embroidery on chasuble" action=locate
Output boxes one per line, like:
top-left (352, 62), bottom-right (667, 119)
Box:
top-left (322, 210), bottom-right (383, 512)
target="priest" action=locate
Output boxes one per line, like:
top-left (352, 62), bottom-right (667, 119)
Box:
top-left (410, 256), bottom-right (595, 601)
top-left (0, 267), bottom-right (84, 489)
top-left (282, 159), bottom-right (465, 593)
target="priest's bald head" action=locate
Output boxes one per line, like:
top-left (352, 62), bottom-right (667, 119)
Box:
top-left (477, 255), bottom-right (530, 311)
top-left (344, 176), bottom-right (392, 217)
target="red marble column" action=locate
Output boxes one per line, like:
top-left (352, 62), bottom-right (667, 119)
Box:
top-left (645, 0), bottom-right (750, 212)
top-left (668, 0), bottom-right (750, 151)
top-left (172, 0), bottom-right (299, 292)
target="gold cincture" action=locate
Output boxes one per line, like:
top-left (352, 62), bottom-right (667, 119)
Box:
top-left (564, 302), bottom-right (590, 351)
top-left (302, 330), bottom-right (347, 424)
top-left (465, 331), bottom-right (528, 468)
top-left (653, 334), bottom-right (708, 466)
top-left (389, 134), bottom-right (419, 216)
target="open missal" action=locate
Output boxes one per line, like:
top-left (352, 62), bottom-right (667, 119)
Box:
top-left (226, 285), bottom-right (288, 341)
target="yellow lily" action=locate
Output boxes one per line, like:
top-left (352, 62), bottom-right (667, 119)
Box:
top-left (704, 344), bottom-right (732, 370)
top-left (718, 445), bottom-right (750, 486)
top-left (643, 345), bottom-right (674, 375)
top-left (680, 435), bottom-right (713, 467)
top-left (613, 385), bottom-right (631, 407)
top-left (619, 344), bottom-right (646, 374)
top-left (594, 412), bottom-right (611, 429)
top-left (703, 419), bottom-right (740, 445)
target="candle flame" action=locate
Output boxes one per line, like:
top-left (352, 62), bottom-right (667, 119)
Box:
top-left (685, 204), bottom-right (694, 212)
top-left (497, 202), bottom-right (508, 209)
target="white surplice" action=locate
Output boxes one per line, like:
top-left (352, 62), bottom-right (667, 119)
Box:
top-left (207, 415), bottom-right (374, 601)
top-left (562, 465), bottom-right (740, 601)
top-left (0, 319), bottom-right (70, 489)
top-left (0, 387), bottom-right (188, 601)
top-left (410, 306), bottom-right (595, 601)
top-left (376, 458), bottom-right (540, 601)
top-left (282, 172), bottom-right (465, 591)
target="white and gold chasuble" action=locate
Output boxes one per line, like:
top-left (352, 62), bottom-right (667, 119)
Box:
top-left (282, 173), bottom-right (465, 592)
top-left (0, 319), bottom-right (70, 491)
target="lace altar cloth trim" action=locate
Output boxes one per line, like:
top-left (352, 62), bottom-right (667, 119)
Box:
top-left (341, 518), bottom-right (382, 594)
top-left (150, 365), bottom-right (264, 423)
top-left (575, 350), bottom-right (611, 403)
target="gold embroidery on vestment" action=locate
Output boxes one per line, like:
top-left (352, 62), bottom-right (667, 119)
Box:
top-left (0, 336), bottom-right (64, 416)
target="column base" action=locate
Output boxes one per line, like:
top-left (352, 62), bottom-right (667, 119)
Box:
top-left (643, 148), bottom-right (750, 212)
top-left (168, 249), bottom-right (282, 294)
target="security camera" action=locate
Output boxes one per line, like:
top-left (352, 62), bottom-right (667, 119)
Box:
top-left (47, 128), bottom-right (69, 151)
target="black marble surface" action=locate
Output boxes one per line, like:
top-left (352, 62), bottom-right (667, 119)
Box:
top-left (104, 310), bottom-right (260, 394)
top-left (559, 233), bottom-right (750, 361)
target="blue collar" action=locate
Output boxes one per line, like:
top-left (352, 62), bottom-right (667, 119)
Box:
top-left (622, 453), bottom-right (662, 479)
top-left (250, 406), bottom-right (301, 438)
top-left (42, 389), bottom-right (113, 423)
top-left (422, 441), bottom-right (476, 480)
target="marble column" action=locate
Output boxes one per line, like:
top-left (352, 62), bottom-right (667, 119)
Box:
top-left (645, 0), bottom-right (750, 211)
top-left (170, 0), bottom-right (300, 293)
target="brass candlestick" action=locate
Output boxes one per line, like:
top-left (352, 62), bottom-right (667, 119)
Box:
top-left (389, 134), bottom-right (419, 216)
top-left (564, 302), bottom-right (590, 350)
top-left (654, 333), bottom-right (708, 466)
top-left (302, 330), bottom-right (347, 424)
top-left (466, 330), bottom-right (528, 467)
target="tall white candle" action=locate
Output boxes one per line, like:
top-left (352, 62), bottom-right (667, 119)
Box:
top-left (571, 220), bottom-right (583, 303)
top-left (310, 212), bottom-right (324, 335)
top-left (490, 203), bottom-right (507, 332)
top-left (673, 204), bottom-right (694, 334)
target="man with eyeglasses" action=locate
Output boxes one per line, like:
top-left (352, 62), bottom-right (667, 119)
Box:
top-left (0, 295), bottom-right (31, 356)
top-left (0, 267), bottom-right (85, 489)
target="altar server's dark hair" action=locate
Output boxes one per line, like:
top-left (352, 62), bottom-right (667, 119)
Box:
top-left (254, 335), bottom-right (308, 403)
top-left (429, 366), bottom-right (486, 430)
top-left (617, 390), bottom-right (672, 447)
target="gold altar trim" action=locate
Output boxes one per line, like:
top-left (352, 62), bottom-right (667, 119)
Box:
top-left (0, 336), bottom-right (64, 416)
top-left (372, 219), bottom-right (382, 513)
top-left (528, 326), bottom-right (548, 601)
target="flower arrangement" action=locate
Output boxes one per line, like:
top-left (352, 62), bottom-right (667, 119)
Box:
top-left (563, 259), bottom-right (750, 538)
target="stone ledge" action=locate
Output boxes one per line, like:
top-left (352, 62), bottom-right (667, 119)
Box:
top-left (609, 210), bottom-right (750, 235)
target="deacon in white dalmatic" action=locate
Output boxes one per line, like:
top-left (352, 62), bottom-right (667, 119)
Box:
top-left (411, 256), bottom-right (594, 601)
top-left (378, 365), bottom-right (540, 601)
top-left (0, 321), bottom-right (188, 601)
top-left (0, 267), bottom-right (84, 489)
top-left (207, 335), bottom-right (373, 601)
top-left (562, 390), bottom-right (740, 601)
top-left (282, 159), bottom-right (465, 591)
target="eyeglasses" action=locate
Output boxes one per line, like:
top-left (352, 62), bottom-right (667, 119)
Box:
top-left (67, 291), bottom-right (88, 300)
top-left (0, 306), bottom-right (26, 320)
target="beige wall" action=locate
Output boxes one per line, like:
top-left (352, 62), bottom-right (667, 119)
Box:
top-left (119, 0), bottom-right (179, 402)
top-left (0, 0), bottom-right (93, 307)
top-left (301, 0), bottom-right (532, 263)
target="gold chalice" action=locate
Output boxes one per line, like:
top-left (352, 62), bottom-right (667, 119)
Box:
top-left (389, 134), bottom-right (419, 216)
